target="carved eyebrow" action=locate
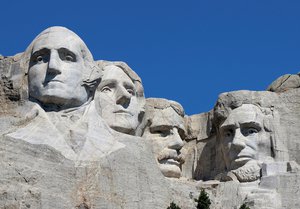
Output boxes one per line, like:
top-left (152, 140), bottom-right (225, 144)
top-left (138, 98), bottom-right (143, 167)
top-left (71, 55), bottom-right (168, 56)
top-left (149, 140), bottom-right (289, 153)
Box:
top-left (240, 121), bottom-right (262, 129)
top-left (58, 48), bottom-right (76, 58)
top-left (123, 81), bottom-right (135, 89)
top-left (31, 48), bottom-right (49, 58)
top-left (97, 79), bottom-right (117, 89)
top-left (150, 125), bottom-right (172, 132)
top-left (220, 123), bottom-right (237, 131)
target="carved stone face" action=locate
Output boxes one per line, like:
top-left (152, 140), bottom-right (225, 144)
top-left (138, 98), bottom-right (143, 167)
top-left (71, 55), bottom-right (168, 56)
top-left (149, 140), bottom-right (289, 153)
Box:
top-left (95, 65), bottom-right (141, 134)
top-left (28, 29), bottom-right (88, 108)
top-left (142, 107), bottom-right (185, 178)
top-left (219, 104), bottom-right (269, 171)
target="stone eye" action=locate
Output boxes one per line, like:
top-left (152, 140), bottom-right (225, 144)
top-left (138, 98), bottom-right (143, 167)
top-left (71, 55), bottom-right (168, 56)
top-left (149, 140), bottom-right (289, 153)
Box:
top-left (127, 88), bottom-right (134, 95)
top-left (65, 55), bottom-right (74, 62)
top-left (58, 48), bottom-right (76, 62)
top-left (152, 129), bottom-right (170, 137)
top-left (36, 56), bottom-right (43, 63)
top-left (101, 86), bottom-right (111, 92)
top-left (243, 128), bottom-right (258, 136)
top-left (224, 129), bottom-right (234, 138)
top-left (31, 49), bottom-right (49, 64)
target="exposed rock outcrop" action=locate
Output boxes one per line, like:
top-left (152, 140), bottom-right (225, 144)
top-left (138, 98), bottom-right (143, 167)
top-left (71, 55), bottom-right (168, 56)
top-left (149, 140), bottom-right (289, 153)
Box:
top-left (1, 26), bottom-right (300, 209)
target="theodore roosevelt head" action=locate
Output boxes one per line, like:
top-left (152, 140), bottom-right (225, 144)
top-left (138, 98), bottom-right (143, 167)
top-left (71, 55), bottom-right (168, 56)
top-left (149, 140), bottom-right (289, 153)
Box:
top-left (141, 98), bottom-right (186, 178)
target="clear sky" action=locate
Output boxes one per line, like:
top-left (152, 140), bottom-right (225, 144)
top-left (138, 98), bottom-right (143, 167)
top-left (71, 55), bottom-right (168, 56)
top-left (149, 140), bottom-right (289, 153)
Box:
top-left (1, 1), bottom-right (299, 115)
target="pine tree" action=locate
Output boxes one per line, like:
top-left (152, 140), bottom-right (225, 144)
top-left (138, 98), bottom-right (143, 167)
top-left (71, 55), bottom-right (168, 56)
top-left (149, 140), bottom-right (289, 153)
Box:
top-left (167, 202), bottom-right (181, 209)
top-left (194, 189), bottom-right (211, 209)
top-left (239, 203), bottom-right (250, 209)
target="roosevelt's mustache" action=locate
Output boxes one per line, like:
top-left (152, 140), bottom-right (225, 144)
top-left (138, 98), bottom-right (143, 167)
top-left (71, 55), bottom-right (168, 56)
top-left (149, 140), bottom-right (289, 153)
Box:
top-left (157, 148), bottom-right (185, 164)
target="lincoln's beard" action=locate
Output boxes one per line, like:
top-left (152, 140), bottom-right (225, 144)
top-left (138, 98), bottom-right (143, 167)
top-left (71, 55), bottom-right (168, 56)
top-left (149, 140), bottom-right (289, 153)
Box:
top-left (230, 160), bottom-right (261, 182)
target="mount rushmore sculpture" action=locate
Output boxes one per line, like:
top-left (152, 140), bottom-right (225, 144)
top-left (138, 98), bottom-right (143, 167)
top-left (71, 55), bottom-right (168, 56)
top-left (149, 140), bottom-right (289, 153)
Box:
top-left (0, 26), bottom-right (300, 209)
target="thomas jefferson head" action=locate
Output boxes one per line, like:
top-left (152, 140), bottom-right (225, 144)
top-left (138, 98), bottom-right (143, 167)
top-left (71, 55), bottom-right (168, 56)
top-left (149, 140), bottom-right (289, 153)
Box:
top-left (95, 61), bottom-right (145, 135)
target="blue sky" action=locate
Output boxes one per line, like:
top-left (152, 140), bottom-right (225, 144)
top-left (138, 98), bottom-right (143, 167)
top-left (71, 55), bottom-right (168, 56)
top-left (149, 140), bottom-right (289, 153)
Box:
top-left (1, 1), bottom-right (300, 115)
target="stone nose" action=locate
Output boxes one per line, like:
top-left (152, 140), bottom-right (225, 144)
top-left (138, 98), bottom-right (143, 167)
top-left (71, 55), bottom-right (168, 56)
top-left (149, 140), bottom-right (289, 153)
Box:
top-left (231, 129), bottom-right (247, 151)
top-left (115, 86), bottom-right (132, 107)
top-left (47, 50), bottom-right (62, 74)
top-left (168, 127), bottom-right (184, 150)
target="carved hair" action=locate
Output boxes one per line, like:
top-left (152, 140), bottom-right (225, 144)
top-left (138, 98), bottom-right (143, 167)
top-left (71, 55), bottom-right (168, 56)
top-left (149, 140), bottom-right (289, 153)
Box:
top-left (137, 98), bottom-right (186, 137)
top-left (144, 98), bottom-right (185, 117)
top-left (99, 61), bottom-right (145, 99)
top-left (97, 60), bottom-right (145, 113)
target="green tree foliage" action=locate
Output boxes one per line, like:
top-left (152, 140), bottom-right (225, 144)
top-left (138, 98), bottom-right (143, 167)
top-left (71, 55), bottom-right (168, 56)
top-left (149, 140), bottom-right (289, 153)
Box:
top-left (194, 189), bottom-right (211, 209)
top-left (239, 203), bottom-right (250, 209)
top-left (167, 202), bottom-right (181, 209)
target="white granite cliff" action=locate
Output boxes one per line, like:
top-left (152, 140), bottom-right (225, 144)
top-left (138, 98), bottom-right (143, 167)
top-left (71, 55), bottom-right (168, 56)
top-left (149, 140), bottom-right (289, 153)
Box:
top-left (0, 26), bottom-right (300, 209)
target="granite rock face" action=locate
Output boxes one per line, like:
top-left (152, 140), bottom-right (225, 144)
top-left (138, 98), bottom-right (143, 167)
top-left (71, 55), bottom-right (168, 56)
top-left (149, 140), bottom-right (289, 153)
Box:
top-left (1, 26), bottom-right (300, 209)
top-left (267, 73), bottom-right (300, 92)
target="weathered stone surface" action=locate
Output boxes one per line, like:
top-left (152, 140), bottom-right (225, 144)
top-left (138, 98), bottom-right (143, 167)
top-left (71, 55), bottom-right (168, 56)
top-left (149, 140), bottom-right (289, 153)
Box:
top-left (267, 73), bottom-right (300, 92)
top-left (1, 26), bottom-right (300, 209)
top-left (193, 136), bottom-right (218, 181)
top-left (184, 112), bottom-right (212, 141)
top-left (181, 139), bottom-right (197, 179)
top-left (276, 88), bottom-right (300, 164)
top-left (0, 132), bottom-right (181, 209)
top-left (261, 161), bottom-right (288, 176)
top-left (0, 53), bottom-right (26, 107)
top-left (259, 173), bottom-right (300, 209)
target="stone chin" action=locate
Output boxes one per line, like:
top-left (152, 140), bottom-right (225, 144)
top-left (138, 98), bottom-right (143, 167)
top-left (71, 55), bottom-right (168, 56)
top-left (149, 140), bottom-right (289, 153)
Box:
top-left (159, 163), bottom-right (181, 178)
top-left (30, 85), bottom-right (88, 108)
top-left (107, 114), bottom-right (139, 134)
top-left (33, 92), bottom-right (87, 108)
